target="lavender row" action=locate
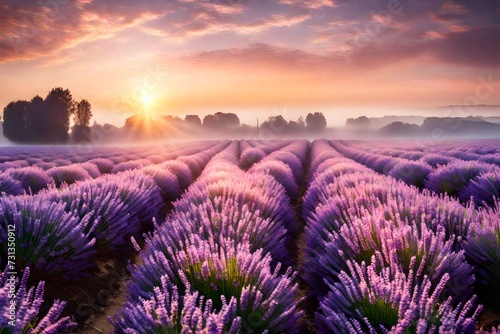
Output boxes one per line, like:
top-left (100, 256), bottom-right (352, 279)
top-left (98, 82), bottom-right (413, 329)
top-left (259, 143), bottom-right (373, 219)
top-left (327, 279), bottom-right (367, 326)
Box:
top-left (331, 140), bottom-right (500, 207)
top-left (0, 141), bottom-right (209, 166)
top-left (0, 141), bottom-right (218, 196)
top-left (112, 141), bottom-right (305, 333)
top-left (304, 140), bottom-right (483, 333)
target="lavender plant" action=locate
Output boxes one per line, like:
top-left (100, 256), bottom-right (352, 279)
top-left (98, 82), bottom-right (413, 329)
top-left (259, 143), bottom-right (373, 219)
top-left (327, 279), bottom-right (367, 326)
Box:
top-left (142, 166), bottom-right (182, 201)
top-left (7, 166), bottom-right (55, 194)
top-left (463, 213), bottom-right (500, 307)
top-left (161, 160), bottom-right (193, 190)
top-left (425, 161), bottom-right (497, 198)
top-left (461, 172), bottom-right (500, 207)
top-left (316, 258), bottom-right (481, 334)
top-left (111, 275), bottom-right (242, 333)
top-left (87, 158), bottom-right (115, 174)
top-left (125, 241), bottom-right (303, 333)
top-left (0, 268), bottom-right (76, 333)
top-left (47, 165), bottom-right (92, 187)
top-left (389, 161), bottom-right (433, 188)
top-left (0, 174), bottom-right (24, 196)
top-left (239, 148), bottom-right (267, 170)
top-left (249, 160), bottom-right (299, 198)
top-left (0, 196), bottom-right (97, 282)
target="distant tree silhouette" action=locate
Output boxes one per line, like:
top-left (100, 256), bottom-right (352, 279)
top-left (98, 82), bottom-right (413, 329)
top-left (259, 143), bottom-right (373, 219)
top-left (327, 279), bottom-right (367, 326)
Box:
top-left (162, 115), bottom-right (183, 124)
top-left (71, 99), bottom-right (93, 143)
top-left (44, 88), bottom-right (75, 143)
top-left (74, 99), bottom-right (92, 127)
top-left (378, 121), bottom-right (421, 137)
top-left (346, 116), bottom-right (370, 128)
top-left (306, 112), bottom-right (327, 132)
top-left (261, 115), bottom-right (288, 133)
top-left (2, 88), bottom-right (82, 144)
top-left (25, 95), bottom-right (46, 142)
top-left (185, 115), bottom-right (202, 126)
top-left (3, 100), bottom-right (29, 142)
top-left (203, 112), bottom-right (240, 130)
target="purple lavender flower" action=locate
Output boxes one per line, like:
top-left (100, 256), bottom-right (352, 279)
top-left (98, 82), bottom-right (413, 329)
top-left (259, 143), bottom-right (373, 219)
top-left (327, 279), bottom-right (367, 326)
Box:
top-left (47, 165), bottom-right (92, 187)
top-left (0, 196), bottom-right (96, 282)
top-left (161, 160), bottom-right (193, 190)
top-left (125, 241), bottom-right (302, 333)
top-left (111, 160), bottom-right (143, 173)
top-left (267, 151), bottom-right (304, 183)
top-left (461, 172), bottom-right (500, 207)
top-left (78, 162), bottom-right (102, 178)
top-left (239, 148), bottom-right (267, 170)
top-left (316, 259), bottom-right (480, 333)
top-left (389, 160), bottom-right (433, 188)
top-left (43, 170), bottom-right (162, 250)
top-left (463, 213), bottom-right (500, 308)
top-left (87, 158), bottom-right (115, 174)
top-left (7, 166), bottom-right (55, 194)
top-left (0, 174), bottom-right (24, 196)
top-left (0, 267), bottom-right (76, 333)
top-left (142, 166), bottom-right (182, 201)
top-left (419, 153), bottom-right (456, 168)
top-left (249, 160), bottom-right (299, 198)
top-left (425, 160), bottom-right (498, 198)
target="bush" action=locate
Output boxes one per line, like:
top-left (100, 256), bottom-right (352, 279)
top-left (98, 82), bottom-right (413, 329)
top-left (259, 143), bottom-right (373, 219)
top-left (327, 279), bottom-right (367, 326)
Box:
top-left (249, 160), bottom-right (298, 198)
top-left (126, 242), bottom-right (303, 333)
top-left (316, 259), bottom-right (480, 333)
top-left (47, 165), bottom-right (92, 187)
top-left (425, 161), bottom-right (496, 198)
top-left (112, 276), bottom-right (242, 333)
top-left (142, 166), bottom-right (182, 201)
top-left (239, 148), bottom-right (266, 170)
top-left (461, 172), bottom-right (500, 207)
top-left (0, 267), bottom-right (76, 333)
top-left (0, 196), bottom-right (96, 281)
top-left (111, 161), bottom-right (143, 173)
top-left (0, 174), bottom-right (24, 196)
top-left (419, 154), bottom-right (456, 167)
top-left (464, 214), bottom-right (500, 308)
top-left (389, 160), bottom-right (433, 188)
top-left (7, 166), bottom-right (55, 194)
top-left (87, 158), bottom-right (115, 174)
top-left (161, 160), bottom-right (193, 190)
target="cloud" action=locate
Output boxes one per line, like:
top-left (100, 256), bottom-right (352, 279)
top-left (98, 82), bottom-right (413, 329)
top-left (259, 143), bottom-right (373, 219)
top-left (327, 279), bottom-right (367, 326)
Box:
top-left (171, 43), bottom-right (345, 74)
top-left (279, 0), bottom-right (337, 9)
top-left (0, 0), bottom-right (168, 63)
top-left (428, 26), bottom-right (500, 67)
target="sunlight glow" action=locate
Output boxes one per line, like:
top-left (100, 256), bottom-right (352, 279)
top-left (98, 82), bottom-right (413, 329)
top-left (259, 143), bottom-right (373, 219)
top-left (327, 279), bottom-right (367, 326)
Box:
top-left (142, 95), bottom-right (153, 107)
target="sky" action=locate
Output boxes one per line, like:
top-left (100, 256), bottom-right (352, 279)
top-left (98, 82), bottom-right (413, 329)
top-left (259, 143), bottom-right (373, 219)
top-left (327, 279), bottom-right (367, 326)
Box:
top-left (1, 0), bottom-right (500, 127)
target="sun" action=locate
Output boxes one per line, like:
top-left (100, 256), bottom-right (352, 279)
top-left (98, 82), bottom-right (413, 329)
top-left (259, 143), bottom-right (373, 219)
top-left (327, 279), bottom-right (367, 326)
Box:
top-left (142, 95), bottom-right (153, 107)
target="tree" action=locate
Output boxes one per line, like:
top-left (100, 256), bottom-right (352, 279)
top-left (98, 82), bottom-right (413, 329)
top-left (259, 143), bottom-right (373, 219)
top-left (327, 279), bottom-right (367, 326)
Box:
top-left (44, 88), bottom-right (76, 143)
top-left (2, 88), bottom-right (84, 144)
top-left (3, 100), bottom-right (29, 142)
top-left (185, 115), bottom-right (202, 126)
top-left (346, 116), bottom-right (370, 128)
top-left (203, 112), bottom-right (240, 130)
top-left (71, 100), bottom-right (93, 143)
top-left (74, 99), bottom-right (92, 127)
top-left (25, 96), bottom-right (46, 142)
top-left (261, 115), bottom-right (288, 133)
top-left (306, 112), bottom-right (327, 132)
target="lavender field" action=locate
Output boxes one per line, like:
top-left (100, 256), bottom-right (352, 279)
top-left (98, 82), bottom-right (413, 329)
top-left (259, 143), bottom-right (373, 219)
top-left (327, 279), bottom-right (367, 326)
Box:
top-left (1, 139), bottom-right (500, 333)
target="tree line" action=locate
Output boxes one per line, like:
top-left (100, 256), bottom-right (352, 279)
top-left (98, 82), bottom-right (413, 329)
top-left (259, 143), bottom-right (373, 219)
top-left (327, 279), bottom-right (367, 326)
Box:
top-left (126, 112), bottom-right (327, 132)
top-left (2, 88), bottom-right (329, 143)
top-left (2, 88), bottom-right (92, 144)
